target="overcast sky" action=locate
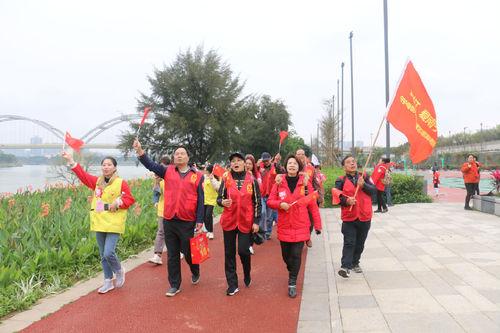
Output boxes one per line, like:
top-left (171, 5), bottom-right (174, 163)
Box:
top-left (1, 0), bottom-right (499, 148)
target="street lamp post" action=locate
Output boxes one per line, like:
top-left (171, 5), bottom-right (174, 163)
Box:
top-left (341, 62), bottom-right (345, 157)
top-left (337, 80), bottom-right (340, 152)
top-left (349, 31), bottom-right (355, 156)
top-left (463, 126), bottom-right (467, 150)
top-left (480, 122), bottom-right (483, 151)
top-left (383, 0), bottom-right (390, 158)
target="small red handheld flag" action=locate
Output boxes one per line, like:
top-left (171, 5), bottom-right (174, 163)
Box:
top-left (212, 164), bottom-right (225, 178)
top-left (387, 61), bottom-right (437, 163)
top-left (331, 188), bottom-right (343, 205)
top-left (65, 132), bottom-right (84, 152)
top-left (279, 131), bottom-right (288, 145)
top-left (290, 191), bottom-right (319, 207)
top-left (140, 106), bottom-right (151, 126)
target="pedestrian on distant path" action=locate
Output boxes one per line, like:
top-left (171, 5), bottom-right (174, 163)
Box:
top-left (461, 154), bottom-right (480, 210)
top-left (372, 157), bottom-right (391, 213)
top-left (148, 155), bottom-right (170, 265)
top-left (245, 154), bottom-right (262, 254)
top-left (336, 155), bottom-right (376, 279)
top-left (384, 162), bottom-right (394, 207)
top-left (62, 151), bottom-right (135, 294)
top-left (217, 152), bottom-right (261, 296)
top-left (203, 164), bottom-right (221, 240)
top-left (473, 155), bottom-right (482, 195)
top-left (267, 155), bottom-right (322, 298)
top-left (433, 168), bottom-right (440, 197)
top-left (259, 152), bottom-right (282, 240)
top-left (133, 139), bottom-right (204, 297)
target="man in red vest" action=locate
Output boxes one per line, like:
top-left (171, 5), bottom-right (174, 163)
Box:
top-left (133, 139), bottom-right (204, 297)
top-left (335, 155), bottom-right (376, 278)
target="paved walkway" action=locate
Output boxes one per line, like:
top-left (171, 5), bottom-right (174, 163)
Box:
top-left (300, 203), bottom-right (500, 332)
top-left (2, 201), bottom-right (500, 332)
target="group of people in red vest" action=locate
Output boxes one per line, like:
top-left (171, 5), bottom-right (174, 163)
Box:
top-left (63, 136), bottom-right (384, 299)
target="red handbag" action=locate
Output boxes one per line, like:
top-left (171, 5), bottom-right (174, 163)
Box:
top-left (190, 233), bottom-right (210, 264)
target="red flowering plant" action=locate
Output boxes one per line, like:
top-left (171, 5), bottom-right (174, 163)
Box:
top-left (490, 169), bottom-right (500, 195)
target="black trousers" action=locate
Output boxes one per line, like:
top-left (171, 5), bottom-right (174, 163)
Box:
top-left (204, 205), bottom-right (214, 232)
top-left (474, 183), bottom-right (480, 195)
top-left (341, 221), bottom-right (371, 269)
top-left (376, 190), bottom-right (387, 210)
top-left (163, 219), bottom-right (200, 288)
top-left (223, 229), bottom-right (251, 289)
top-left (280, 241), bottom-right (304, 286)
top-left (465, 183), bottom-right (476, 208)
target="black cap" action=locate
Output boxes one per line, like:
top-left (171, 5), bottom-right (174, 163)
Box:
top-left (229, 152), bottom-right (245, 161)
top-left (261, 152), bottom-right (272, 161)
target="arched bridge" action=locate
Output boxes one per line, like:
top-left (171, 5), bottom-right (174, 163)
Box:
top-left (0, 114), bottom-right (141, 149)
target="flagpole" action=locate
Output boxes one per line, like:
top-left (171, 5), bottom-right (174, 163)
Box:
top-left (349, 112), bottom-right (387, 210)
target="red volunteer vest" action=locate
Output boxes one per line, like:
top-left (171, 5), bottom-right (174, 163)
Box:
top-left (340, 174), bottom-right (373, 222)
top-left (259, 162), bottom-right (276, 197)
top-left (220, 172), bottom-right (255, 233)
top-left (163, 165), bottom-right (202, 222)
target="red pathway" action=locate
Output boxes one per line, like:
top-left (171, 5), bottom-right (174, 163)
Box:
top-left (22, 225), bottom-right (306, 333)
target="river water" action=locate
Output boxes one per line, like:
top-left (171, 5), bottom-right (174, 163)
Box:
top-left (0, 165), bottom-right (152, 194)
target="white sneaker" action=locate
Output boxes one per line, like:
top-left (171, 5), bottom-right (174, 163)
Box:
top-left (115, 268), bottom-right (125, 288)
top-left (207, 232), bottom-right (214, 240)
top-left (148, 254), bottom-right (163, 265)
top-left (180, 252), bottom-right (185, 260)
top-left (98, 279), bottom-right (114, 294)
top-left (249, 246), bottom-right (254, 255)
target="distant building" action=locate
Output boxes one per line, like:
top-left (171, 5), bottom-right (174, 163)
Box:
top-left (30, 136), bottom-right (43, 156)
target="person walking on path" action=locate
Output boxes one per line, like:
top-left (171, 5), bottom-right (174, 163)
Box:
top-left (295, 148), bottom-right (323, 248)
top-left (372, 157), bottom-right (391, 213)
top-left (267, 155), bottom-right (322, 298)
top-left (204, 164), bottom-right (220, 240)
top-left (245, 154), bottom-right (262, 254)
top-left (433, 168), bottom-right (441, 197)
top-left (62, 152), bottom-right (135, 294)
top-left (259, 152), bottom-right (282, 240)
top-left (217, 152), bottom-right (261, 296)
top-left (133, 139), bottom-right (204, 297)
top-left (461, 154), bottom-right (480, 210)
top-left (148, 156), bottom-right (170, 265)
top-left (335, 155), bottom-right (376, 278)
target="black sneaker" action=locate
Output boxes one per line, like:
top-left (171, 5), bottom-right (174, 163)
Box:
top-left (338, 268), bottom-right (350, 278)
top-left (165, 287), bottom-right (181, 297)
top-left (191, 274), bottom-right (200, 285)
top-left (244, 276), bottom-right (251, 287)
top-left (374, 209), bottom-right (383, 213)
top-left (288, 285), bottom-right (297, 298)
top-left (464, 206), bottom-right (473, 210)
top-left (226, 286), bottom-right (239, 296)
top-left (352, 265), bottom-right (363, 273)
top-left (382, 208), bottom-right (388, 213)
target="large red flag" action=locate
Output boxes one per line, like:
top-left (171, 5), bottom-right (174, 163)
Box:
top-left (65, 131), bottom-right (84, 152)
top-left (387, 61), bottom-right (437, 163)
top-left (140, 106), bottom-right (151, 126)
top-left (279, 131), bottom-right (288, 145)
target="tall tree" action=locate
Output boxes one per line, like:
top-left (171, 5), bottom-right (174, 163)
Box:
top-left (119, 46), bottom-right (244, 163)
top-left (319, 99), bottom-right (340, 166)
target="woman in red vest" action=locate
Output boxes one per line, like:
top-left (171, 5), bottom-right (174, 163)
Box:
top-left (217, 152), bottom-right (261, 296)
top-left (335, 155), bottom-right (376, 278)
top-left (267, 155), bottom-right (322, 298)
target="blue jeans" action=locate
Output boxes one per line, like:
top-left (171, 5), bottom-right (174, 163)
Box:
top-left (260, 197), bottom-right (275, 238)
top-left (95, 232), bottom-right (122, 279)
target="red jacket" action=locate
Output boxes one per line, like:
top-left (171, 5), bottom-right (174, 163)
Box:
top-left (267, 175), bottom-right (322, 242)
top-left (340, 175), bottom-right (373, 222)
top-left (259, 162), bottom-right (277, 197)
top-left (371, 163), bottom-right (389, 191)
top-left (461, 162), bottom-right (480, 183)
top-left (163, 165), bottom-right (203, 222)
top-left (219, 172), bottom-right (255, 233)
